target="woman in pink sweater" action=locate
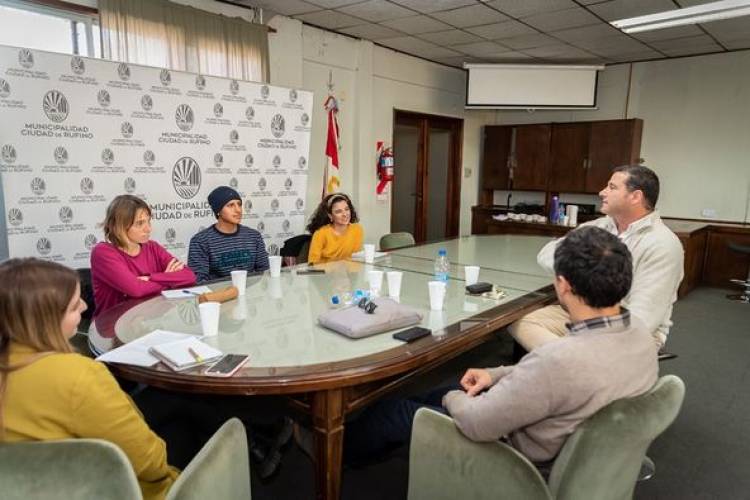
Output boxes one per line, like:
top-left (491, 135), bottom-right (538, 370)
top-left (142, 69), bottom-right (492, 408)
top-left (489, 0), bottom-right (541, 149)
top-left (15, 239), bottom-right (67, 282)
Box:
top-left (91, 195), bottom-right (196, 316)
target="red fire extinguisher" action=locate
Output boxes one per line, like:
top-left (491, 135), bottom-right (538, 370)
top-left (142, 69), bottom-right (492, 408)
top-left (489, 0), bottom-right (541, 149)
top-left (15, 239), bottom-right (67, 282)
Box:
top-left (376, 142), bottom-right (394, 194)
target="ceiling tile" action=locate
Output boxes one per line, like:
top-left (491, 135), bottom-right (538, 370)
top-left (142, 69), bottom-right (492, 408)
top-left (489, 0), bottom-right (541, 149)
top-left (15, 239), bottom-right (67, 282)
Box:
top-left (498, 33), bottom-right (559, 50)
top-left (418, 29), bottom-right (483, 45)
top-left (389, 0), bottom-right (476, 14)
top-left (520, 7), bottom-right (601, 32)
top-left (376, 36), bottom-right (440, 52)
top-left (254, 0), bottom-right (322, 15)
top-left (573, 34), bottom-right (651, 53)
top-left (588, 0), bottom-right (678, 22)
top-left (306, 0), bottom-right (364, 8)
top-left (338, 23), bottom-right (404, 39)
top-left (431, 5), bottom-right (510, 28)
top-left (605, 49), bottom-right (663, 63)
top-left (465, 20), bottom-right (538, 40)
top-left (649, 34), bottom-right (723, 54)
top-left (485, 0), bottom-right (576, 18)
top-left (631, 24), bottom-right (704, 43)
top-left (551, 23), bottom-right (620, 43)
top-left (294, 9), bottom-right (364, 28)
top-left (338, 0), bottom-right (415, 22)
top-left (482, 51), bottom-right (535, 62)
top-left (700, 16), bottom-right (750, 39)
top-left (722, 38), bottom-right (750, 49)
top-left (452, 40), bottom-right (515, 56)
top-left (409, 45), bottom-right (464, 58)
top-left (381, 15), bottom-right (453, 33)
top-left (430, 55), bottom-right (472, 67)
top-left (521, 43), bottom-right (596, 58)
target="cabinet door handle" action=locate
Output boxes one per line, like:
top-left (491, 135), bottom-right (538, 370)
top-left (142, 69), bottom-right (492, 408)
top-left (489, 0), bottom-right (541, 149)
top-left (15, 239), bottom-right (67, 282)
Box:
top-left (582, 158), bottom-right (588, 170)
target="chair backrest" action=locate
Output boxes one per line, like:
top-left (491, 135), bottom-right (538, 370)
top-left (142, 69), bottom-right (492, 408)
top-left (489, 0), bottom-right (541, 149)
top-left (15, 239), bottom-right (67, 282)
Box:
top-left (281, 234), bottom-right (311, 266)
top-left (548, 375), bottom-right (686, 500)
top-left (379, 232), bottom-right (415, 251)
top-left (407, 408), bottom-right (551, 500)
top-left (0, 439), bottom-right (141, 500)
top-left (76, 267), bottom-right (96, 323)
top-left (166, 417), bottom-right (251, 500)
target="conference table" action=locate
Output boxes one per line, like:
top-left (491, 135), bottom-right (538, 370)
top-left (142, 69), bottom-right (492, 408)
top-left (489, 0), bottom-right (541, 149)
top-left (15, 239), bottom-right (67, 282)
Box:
top-left (91, 234), bottom-right (557, 500)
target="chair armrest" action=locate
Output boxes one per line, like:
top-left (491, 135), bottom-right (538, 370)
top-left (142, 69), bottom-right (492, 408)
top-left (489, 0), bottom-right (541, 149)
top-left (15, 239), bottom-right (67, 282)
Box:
top-left (407, 408), bottom-right (551, 500)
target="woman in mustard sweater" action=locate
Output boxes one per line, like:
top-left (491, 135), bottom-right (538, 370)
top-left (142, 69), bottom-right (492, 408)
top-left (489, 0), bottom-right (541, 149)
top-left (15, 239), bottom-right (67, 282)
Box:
top-left (0, 258), bottom-right (178, 500)
top-left (306, 192), bottom-right (364, 264)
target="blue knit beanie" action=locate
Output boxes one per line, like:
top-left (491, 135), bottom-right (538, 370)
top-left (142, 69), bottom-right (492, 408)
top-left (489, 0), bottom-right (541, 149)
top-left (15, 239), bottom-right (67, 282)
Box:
top-left (207, 186), bottom-right (241, 217)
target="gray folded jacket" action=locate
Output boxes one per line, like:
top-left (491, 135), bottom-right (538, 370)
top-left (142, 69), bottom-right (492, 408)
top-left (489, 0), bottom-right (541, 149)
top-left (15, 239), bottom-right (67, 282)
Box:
top-left (318, 297), bottom-right (424, 339)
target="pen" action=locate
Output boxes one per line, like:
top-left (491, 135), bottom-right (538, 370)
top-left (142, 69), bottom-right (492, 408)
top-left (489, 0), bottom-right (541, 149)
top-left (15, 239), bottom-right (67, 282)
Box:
top-left (188, 347), bottom-right (203, 363)
top-left (182, 289), bottom-right (200, 295)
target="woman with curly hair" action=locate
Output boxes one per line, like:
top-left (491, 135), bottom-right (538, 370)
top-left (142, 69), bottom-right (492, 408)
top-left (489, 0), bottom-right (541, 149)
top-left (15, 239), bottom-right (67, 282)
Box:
top-left (306, 193), bottom-right (363, 264)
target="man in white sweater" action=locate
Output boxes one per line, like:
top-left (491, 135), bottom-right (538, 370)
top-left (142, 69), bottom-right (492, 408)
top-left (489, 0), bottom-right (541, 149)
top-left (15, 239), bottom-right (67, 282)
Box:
top-left (510, 165), bottom-right (684, 350)
top-left (343, 227), bottom-right (658, 464)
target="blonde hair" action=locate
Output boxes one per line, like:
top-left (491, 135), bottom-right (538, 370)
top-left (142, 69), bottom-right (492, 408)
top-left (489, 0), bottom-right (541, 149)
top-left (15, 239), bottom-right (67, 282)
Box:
top-left (103, 194), bottom-right (152, 249)
top-left (0, 258), bottom-right (78, 436)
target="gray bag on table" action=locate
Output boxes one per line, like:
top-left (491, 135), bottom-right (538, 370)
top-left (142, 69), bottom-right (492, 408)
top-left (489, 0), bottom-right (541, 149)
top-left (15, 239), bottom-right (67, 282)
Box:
top-left (318, 297), bottom-right (423, 339)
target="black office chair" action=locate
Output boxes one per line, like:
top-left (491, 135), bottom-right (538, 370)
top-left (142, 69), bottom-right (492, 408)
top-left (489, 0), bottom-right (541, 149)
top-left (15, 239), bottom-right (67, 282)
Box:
top-left (280, 234), bottom-right (311, 266)
top-left (727, 242), bottom-right (750, 303)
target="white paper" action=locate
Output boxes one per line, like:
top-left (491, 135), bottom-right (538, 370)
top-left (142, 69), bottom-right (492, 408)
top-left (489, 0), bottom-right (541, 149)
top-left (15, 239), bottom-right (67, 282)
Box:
top-left (150, 337), bottom-right (222, 368)
top-left (160, 286), bottom-right (212, 299)
top-left (96, 329), bottom-right (195, 367)
top-left (350, 251), bottom-right (388, 261)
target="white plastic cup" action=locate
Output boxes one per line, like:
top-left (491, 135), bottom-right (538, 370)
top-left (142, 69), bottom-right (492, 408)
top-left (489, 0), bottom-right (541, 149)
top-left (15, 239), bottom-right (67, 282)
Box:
top-left (269, 255), bottom-right (282, 278)
top-left (464, 265), bottom-right (480, 286)
top-left (231, 299), bottom-right (247, 321)
top-left (231, 270), bottom-right (247, 296)
top-left (198, 302), bottom-right (221, 337)
top-left (567, 205), bottom-right (579, 226)
top-left (428, 281), bottom-right (447, 311)
top-left (364, 244), bottom-right (375, 264)
top-left (387, 271), bottom-right (403, 299)
top-left (368, 270), bottom-right (384, 296)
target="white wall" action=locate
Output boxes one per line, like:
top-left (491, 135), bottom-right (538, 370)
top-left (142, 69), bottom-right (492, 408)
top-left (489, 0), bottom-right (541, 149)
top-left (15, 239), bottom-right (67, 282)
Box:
top-left (267, 16), bottom-right (496, 244)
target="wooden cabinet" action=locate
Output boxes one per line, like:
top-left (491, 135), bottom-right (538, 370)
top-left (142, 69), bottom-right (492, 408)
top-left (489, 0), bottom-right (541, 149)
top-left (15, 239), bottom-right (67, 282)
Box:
top-left (481, 126), bottom-right (512, 190)
top-left (513, 124), bottom-right (551, 191)
top-left (702, 229), bottom-right (750, 287)
top-left (547, 119), bottom-right (643, 194)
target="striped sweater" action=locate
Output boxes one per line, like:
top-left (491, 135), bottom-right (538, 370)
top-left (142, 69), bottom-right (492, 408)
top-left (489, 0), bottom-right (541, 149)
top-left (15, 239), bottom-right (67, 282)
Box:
top-left (188, 224), bottom-right (269, 283)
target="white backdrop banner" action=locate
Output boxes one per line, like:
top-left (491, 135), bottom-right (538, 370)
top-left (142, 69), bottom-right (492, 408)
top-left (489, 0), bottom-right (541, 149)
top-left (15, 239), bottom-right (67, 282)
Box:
top-left (0, 45), bottom-right (311, 268)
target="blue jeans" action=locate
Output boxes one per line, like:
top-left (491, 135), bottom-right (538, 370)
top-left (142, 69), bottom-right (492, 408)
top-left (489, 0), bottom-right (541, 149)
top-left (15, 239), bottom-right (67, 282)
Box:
top-left (344, 384), bottom-right (460, 465)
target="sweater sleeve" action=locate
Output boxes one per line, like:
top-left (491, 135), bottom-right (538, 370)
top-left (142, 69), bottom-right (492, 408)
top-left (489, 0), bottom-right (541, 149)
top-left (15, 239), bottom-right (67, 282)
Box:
top-left (70, 360), bottom-right (178, 494)
top-left (91, 244), bottom-right (164, 298)
top-left (443, 351), bottom-right (554, 442)
top-left (148, 242), bottom-right (196, 288)
top-left (350, 224), bottom-right (364, 253)
top-left (187, 234), bottom-right (211, 284)
top-left (308, 229), bottom-right (324, 264)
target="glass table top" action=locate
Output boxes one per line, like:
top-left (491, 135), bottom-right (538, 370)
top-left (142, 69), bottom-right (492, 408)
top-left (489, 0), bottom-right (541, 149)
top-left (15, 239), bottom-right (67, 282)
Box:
top-left (95, 235), bottom-right (553, 370)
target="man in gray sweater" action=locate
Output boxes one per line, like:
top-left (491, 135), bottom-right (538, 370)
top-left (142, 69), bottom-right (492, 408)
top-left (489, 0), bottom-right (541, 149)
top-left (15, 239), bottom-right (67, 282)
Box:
top-left (344, 226), bottom-right (658, 465)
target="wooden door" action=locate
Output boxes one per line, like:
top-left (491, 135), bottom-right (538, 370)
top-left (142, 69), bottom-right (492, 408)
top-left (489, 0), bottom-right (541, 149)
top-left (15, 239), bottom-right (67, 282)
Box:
top-left (513, 124), bottom-right (551, 191)
top-left (548, 123), bottom-right (590, 193)
top-left (586, 119), bottom-right (643, 193)
top-left (481, 126), bottom-right (512, 190)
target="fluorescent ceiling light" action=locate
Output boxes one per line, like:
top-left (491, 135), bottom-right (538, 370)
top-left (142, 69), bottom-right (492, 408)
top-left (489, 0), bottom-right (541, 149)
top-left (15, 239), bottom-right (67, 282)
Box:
top-left (612, 0), bottom-right (750, 33)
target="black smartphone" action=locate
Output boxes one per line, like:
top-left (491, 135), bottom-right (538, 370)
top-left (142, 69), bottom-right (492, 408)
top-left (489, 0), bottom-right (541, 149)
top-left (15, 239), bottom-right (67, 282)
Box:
top-left (466, 282), bottom-right (493, 294)
top-left (204, 354), bottom-right (249, 377)
top-left (393, 326), bottom-right (431, 342)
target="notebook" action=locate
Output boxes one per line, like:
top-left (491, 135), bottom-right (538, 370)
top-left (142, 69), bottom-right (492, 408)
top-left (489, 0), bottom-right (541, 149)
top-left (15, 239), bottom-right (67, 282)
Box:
top-left (148, 337), bottom-right (223, 371)
top-left (161, 286), bottom-right (212, 299)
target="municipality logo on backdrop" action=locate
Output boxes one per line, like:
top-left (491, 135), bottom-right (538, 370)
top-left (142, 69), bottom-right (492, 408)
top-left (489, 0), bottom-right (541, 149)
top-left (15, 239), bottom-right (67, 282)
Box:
top-left (97, 89), bottom-right (111, 107)
top-left (244, 199), bottom-right (253, 212)
top-left (70, 56), bottom-right (85, 75)
top-left (8, 208), bottom-right (23, 226)
top-left (121, 121), bottom-right (134, 138)
top-left (84, 234), bottom-right (98, 250)
top-left (272, 155), bottom-right (281, 169)
top-left (289, 89), bottom-right (297, 103)
top-left (58, 206), bottom-right (73, 224)
top-left (160, 69), bottom-right (171, 86)
top-left (301, 113), bottom-right (310, 126)
top-left (245, 106), bottom-right (255, 121)
top-left (282, 219), bottom-right (291, 232)
top-left (284, 177), bottom-right (293, 190)
top-left (80, 177), bottom-right (94, 194)
top-left (258, 177), bottom-right (267, 191)
top-left (256, 221), bottom-right (265, 233)
top-left (117, 63), bottom-right (130, 81)
top-left (0, 78), bottom-right (10, 98)
top-left (2, 145), bottom-right (17, 163)
top-left (195, 75), bottom-right (206, 90)
top-left (18, 49), bottom-right (34, 68)
top-left (144, 150), bottom-right (155, 166)
top-left (271, 199), bottom-right (280, 212)
top-left (54, 146), bottom-right (68, 165)
top-left (214, 153), bottom-right (223, 168)
top-left (296, 198), bottom-right (304, 211)
top-left (230, 80), bottom-right (239, 95)
top-left (172, 157), bottom-right (201, 199)
top-left (245, 153), bottom-right (254, 168)
top-left (260, 85), bottom-right (270, 99)
top-left (229, 177), bottom-right (239, 189)
top-left (298, 156), bottom-right (307, 169)
top-left (165, 228), bottom-right (177, 243)
top-left (43, 90), bottom-right (69, 122)
top-left (31, 177), bottom-right (46, 195)
top-left (124, 177), bottom-right (136, 193)
top-left (230, 129), bottom-right (239, 144)
top-left (101, 148), bottom-right (114, 165)
top-left (213, 103), bottom-right (223, 118)
top-left (175, 104), bottom-right (194, 131)
top-left (36, 237), bottom-right (52, 256)
top-left (141, 94), bottom-right (153, 111)
top-left (271, 114), bottom-right (285, 138)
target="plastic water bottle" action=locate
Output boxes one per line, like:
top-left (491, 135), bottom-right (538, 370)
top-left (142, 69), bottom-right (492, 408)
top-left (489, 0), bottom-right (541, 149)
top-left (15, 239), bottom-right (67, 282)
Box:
top-left (549, 196), bottom-right (559, 225)
top-left (434, 248), bottom-right (449, 283)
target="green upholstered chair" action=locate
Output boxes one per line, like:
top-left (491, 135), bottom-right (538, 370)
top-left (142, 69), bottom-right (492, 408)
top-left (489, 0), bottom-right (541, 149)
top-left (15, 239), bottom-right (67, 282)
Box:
top-left (0, 439), bottom-right (141, 500)
top-left (167, 417), bottom-right (251, 500)
top-left (379, 232), bottom-right (416, 251)
top-left (407, 375), bottom-right (685, 500)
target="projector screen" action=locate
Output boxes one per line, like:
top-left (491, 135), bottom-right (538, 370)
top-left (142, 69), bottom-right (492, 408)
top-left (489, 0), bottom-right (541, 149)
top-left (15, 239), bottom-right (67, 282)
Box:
top-left (465, 64), bottom-right (602, 109)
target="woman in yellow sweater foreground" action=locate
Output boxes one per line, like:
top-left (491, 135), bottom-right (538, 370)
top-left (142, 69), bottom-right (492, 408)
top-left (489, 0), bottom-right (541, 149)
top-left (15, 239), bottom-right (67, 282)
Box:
top-left (0, 258), bottom-right (178, 500)
top-left (307, 192), bottom-right (363, 264)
